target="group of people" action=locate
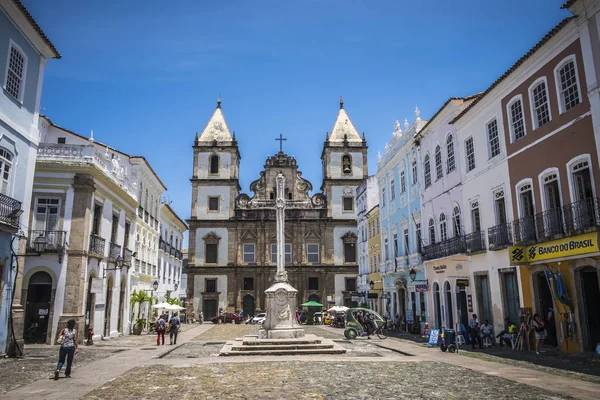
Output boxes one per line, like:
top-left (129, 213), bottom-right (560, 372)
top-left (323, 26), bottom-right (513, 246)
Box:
top-left (188, 311), bottom-right (203, 324)
top-left (354, 310), bottom-right (378, 335)
top-left (155, 313), bottom-right (181, 345)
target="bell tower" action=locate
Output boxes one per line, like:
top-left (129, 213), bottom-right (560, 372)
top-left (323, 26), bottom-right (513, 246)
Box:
top-left (321, 97), bottom-right (368, 219)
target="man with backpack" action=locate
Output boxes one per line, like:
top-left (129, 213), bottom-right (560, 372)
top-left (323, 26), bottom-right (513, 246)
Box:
top-left (156, 315), bottom-right (166, 346)
top-left (169, 313), bottom-right (180, 345)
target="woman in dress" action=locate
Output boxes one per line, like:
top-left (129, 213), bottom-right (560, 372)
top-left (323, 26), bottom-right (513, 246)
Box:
top-left (532, 313), bottom-right (546, 355)
top-left (54, 319), bottom-right (78, 380)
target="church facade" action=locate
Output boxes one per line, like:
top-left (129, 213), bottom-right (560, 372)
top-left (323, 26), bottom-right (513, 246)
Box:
top-left (186, 99), bottom-right (367, 319)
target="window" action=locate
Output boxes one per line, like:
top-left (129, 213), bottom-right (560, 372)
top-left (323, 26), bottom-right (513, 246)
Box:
top-left (271, 243), bottom-right (292, 264)
top-left (307, 244), bottom-right (319, 263)
top-left (57, 137), bottom-right (66, 144)
top-left (465, 137), bottom-right (475, 172)
top-left (446, 135), bottom-right (455, 173)
top-left (393, 233), bottom-right (398, 256)
top-left (411, 160), bottom-right (417, 184)
top-left (471, 202), bottom-right (481, 232)
top-left (345, 278), bottom-right (356, 292)
top-left (543, 172), bottom-right (562, 213)
top-left (124, 222), bottom-right (131, 248)
top-left (344, 242), bottom-right (356, 263)
top-left (519, 184), bottom-right (535, 217)
top-left (390, 179), bottom-right (395, 200)
top-left (494, 190), bottom-right (507, 225)
top-left (4, 43), bottom-right (27, 101)
top-left (111, 214), bottom-right (119, 243)
top-left (424, 155), bottom-right (431, 188)
top-left (92, 204), bottom-right (102, 235)
top-left (428, 219), bottom-right (436, 244)
top-left (487, 119), bottom-right (500, 158)
top-left (204, 232), bottom-right (219, 263)
top-left (400, 171), bottom-right (406, 193)
top-left (208, 196), bottom-right (219, 211)
top-left (209, 154), bottom-right (219, 174)
top-left (440, 214), bottom-right (447, 241)
top-left (558, 59), bottom-right (580, 112)
top-left (509, 99), bottom-right (526, 141)
top-left (308, 277), bottom-right (319, 290)
top-left (381, 188), bottom-right (386, 207)
top-left (416, 223), bottom-right (421, 253)
top-left (403, 229), bottom-right (409, 254)
top-left (243, 243), bottom-right (255, 263)
top-left (342, 196), bottom-right (353, 212)
top-left (571, 159), bottom-right (594, 201)
top-left (376, 218), bottom-right (379, 234)
top-left (531, 80), bottom-right (550, 128)
top-left (435, 145), bottom-right (443, 180)
top-left (452, 206), bottom-right (461, 237)
top-left (206, 279), bottom-right (216, 293)
top-left (342, 154), bottom-right (352, 174)
top-left (35, 198), bottom-right (60, 231)
top-left (243, 277), bottom-right (254, 291)
top-left (384, 237), bottom-right (389, 260)
top-left (0, 148), bottom-right (13, 195)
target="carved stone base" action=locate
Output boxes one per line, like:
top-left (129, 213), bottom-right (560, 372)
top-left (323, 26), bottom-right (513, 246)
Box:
top-left (258, 281), bottom-right (305, 339)
top-left (6, 306), bottom-right (24, 357)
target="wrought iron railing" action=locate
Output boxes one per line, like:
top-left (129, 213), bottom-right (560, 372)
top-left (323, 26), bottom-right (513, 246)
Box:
top-left (175, 250), bottom-right (183, 260)
top-left (123, 248), bottom-right (133, 265)
top-left (512, 215), bottom-right (536, 245)
top-left (109, 242), bottom-right (122, 259)
top-left (563, 197), bottom-right (600, 234)
top-left (465, 231), bottom-right (486, 254)
top-left (159, 238), bottom-right (167, 252)
top-left (27, 230), bottom-right (66, 253)
top-left (488, 223), bottom-right (512, 250)
top-left (89, 234), bottom-right (106, 257)
top-left (422, 236), bottom-right (466, 261)
top-left (0, 193), bottom-right (22, 228)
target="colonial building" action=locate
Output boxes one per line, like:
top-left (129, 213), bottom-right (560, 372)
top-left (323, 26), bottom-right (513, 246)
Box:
top-left (356, 176), bottom-right (379, 307)
top-left (365, 205), bottom-right (382, 312)
top-left (416, 95), bottom-right (480, 332)
top-left (0, 0), bottom-right (60, 355)
top-left (187, 98), bottom-right (367, 318)
top-left (376, 111), bottom-right (427, 332)
top-left (157, 203), bottom-right (186, 300)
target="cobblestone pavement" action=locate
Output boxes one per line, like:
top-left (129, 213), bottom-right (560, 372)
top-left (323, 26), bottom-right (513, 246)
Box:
top-left (0, 346), bottom-right (115, 395)
top-left (83, 361), bottom-right (574, 399)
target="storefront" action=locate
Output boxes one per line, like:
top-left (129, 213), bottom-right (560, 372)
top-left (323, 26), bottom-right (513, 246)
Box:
top-left (383, 267), bottom-right (427, 333)
top-left (424, 258), bottom-right (473, 332)
top-left (511, 232), bottom-right (600, 353)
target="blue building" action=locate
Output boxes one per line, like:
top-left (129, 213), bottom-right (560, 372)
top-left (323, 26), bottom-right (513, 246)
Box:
top-left (0, 0), bottom-right (60, 355)
top-left (375, 110), bottom-right (428, 333)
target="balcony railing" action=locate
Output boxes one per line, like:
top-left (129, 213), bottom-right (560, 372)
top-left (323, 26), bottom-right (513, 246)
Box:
top-left (422, 236), bottom-right (466, 261)
top-left (175, 250), bottom-right (183, 260)
top-left (0, 193), bottom-right (22, 229)
top-left (89, 234), bottom-right (106, 257)
top-left (109, 242), bottom-right (122, 260)
top-left (488, 223), bottom-right (512, 250)
top-left (27, 230), bottom-right (66, 253)
top-left (123, 248), bottom-right (133, 265)
top-left (159, 239), bottom-right (167, 252)
top-left (465, 231), bottom-right (486, 254)
top-left (513, 198), bottom-right (600, 245)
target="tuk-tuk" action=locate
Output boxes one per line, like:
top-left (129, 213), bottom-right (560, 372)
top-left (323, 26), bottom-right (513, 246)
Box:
top-left (344, 308), bottom-right (388, 340)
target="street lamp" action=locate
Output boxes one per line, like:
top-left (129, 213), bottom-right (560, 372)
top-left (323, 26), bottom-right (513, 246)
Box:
top-left (153, 280), bottom-right (159, 291)
top-left (33, 234), bottom-right (48, 253)
top-left (409, 268), bottom-right (417, 282)
top-left (174, 283), bottom-right (178, 291)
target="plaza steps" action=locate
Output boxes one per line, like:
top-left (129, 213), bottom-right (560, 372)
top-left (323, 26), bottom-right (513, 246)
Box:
top-left (219, 334), bottom-right (347, 356)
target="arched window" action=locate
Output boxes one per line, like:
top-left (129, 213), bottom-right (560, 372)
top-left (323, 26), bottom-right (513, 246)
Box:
top-left (452, 206), bottom-right (461, 237)
top-left (424, 155), bottom-right (431, 188)
top-left (530, 79), bottom-right (551, 128)
top-left (556, 57), bottom-right (581, 113)
top-left (0, 147), bottom-right (13, 195)
top-left (428, 218), bottom-right (436, 244)
top-left (209, 154), bottom-right (219, 174)
top-left (439, 213), bottom-right (447, 241)
top-left (342, 154), bottom-right (352, 174)
top-left (446, 135), bottom-right (455, 173)
top-left (435, 145), bottom-right (443, 180)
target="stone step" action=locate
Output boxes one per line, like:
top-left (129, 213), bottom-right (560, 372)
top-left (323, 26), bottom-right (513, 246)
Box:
top-left (231, 344), bottom-right (334, 351)
top-left (242, 339), bottom-right (322, 346)
top-left (220, 347), bottom-right (347, 356)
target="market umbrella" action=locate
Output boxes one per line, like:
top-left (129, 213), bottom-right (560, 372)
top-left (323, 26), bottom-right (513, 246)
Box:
top-left (152, 302), bottom-right (170, 309)
top-left (301, 301), bottom-right (324, 307)
top-left (164, 304), bottom-right (185, 311)
top-left (327, 306), bottom-right (349, 313)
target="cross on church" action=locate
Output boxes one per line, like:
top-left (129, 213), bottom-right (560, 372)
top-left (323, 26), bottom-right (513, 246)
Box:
top-left (275, 134), bottom-right (287, 152)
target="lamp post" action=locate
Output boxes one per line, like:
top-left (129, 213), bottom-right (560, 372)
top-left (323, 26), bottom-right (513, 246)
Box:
top-left (33, 234), bottom-right (48, 253)
top-left (409, 268), bottom-right (417, 282)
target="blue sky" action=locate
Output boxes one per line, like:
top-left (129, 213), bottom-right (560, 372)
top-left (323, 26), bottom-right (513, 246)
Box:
top-left (24, 0), bottom-right (570, 236)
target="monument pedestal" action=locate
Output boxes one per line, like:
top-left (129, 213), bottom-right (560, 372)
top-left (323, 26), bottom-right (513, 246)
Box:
top-left (258, 281), bottom-right (305, 339)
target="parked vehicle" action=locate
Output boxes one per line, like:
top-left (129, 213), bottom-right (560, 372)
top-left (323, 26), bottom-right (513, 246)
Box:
top-left (250, 313), bottom-right (267, 325)
top-left (211, 313), bottom-right (244, 324)
top-left (343, 308), bottom-right (388, 340)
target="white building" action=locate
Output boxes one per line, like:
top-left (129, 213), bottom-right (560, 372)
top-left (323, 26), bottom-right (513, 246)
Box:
top-left (0, 0), bottom-right (60, 355)
top-left (157, 203), bottom-right (187, 301)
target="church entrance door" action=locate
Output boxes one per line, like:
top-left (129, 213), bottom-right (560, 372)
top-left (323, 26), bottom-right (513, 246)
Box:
top-left (204, 299), bottom-right (218, 320)
top-left (242, 295), bottom-right (255, 317)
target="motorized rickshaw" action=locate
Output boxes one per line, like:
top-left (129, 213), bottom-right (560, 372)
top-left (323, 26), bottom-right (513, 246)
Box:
top-left (343, 308), bottom-right (388, 340)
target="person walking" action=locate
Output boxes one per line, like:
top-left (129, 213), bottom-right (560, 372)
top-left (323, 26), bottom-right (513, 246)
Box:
top-left (156, 314), bottom-right (166, 345)
top-left (169, 313), bottom-right (181, 345)
top-left (199, 311), bottom-right (203, 324)
top-left (54, 319), bottom-right (78, 380)
top-left (533, 313), bottom-right (547, 354)
top-left (191, 311), bottom-right (196, 324)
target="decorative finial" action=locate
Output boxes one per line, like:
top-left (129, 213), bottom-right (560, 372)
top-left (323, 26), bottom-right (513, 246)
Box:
top-left (326, 131), bottom-right (329, 140)
top-left (385, 143), bottom-right (389, 152)
top-left (340, 96), bottom-right (344, 109)
top-left (377, 152), bottom-right (382, 161)
top-left (394, 120), bottom-right (402, 134)
top-left (404, 118), bottom-right (409, 129)
top-left (195, 131), bottom-right (199, 140)
top-left (415, 106), bottom-right (421, 120)
top-left (217, 97), bottom-right (221, 109)
top-left (232, 131), bottom-right (236, 140)
top-left (362, 132), bottom-right (366, 141)
top-left (89, 129), bottom-right (94, 142)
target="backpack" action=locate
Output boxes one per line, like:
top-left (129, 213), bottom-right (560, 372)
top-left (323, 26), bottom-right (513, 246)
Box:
top-left (169, 318), bottom-right (179, 332)
top-left (157, 319), bottom-right (165, 330)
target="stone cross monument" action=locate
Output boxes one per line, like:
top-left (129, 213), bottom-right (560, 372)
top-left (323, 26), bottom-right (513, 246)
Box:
top-left (258, 173), bottom-right (305, 339)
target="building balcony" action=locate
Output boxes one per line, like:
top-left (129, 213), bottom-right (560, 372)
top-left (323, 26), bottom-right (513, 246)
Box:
top-left (0, 193), bottom-right (22, 230)
top-left (159, 238), bottom-right (167, 252)
top-left (513, 198), bottom-right (600, 245)
top-left (26, 230), bottom-right (66, 253)
top-left (89, 234), bottom-right (106, 257)
top-left (465, 231), bottom-right (486, 254)
top-left (109, 242), bottom-right (122, 260)
top-left (488, 223), bottom-right (512, 250)
top-left (378, 262), bottom-right (386, 275)
top-left (395, 255), bottom-right (408, 272)
top-left (409, 252), bottom-right (422, 267)
top-left (123, 248), bottom-right (133, 265)
top-left (422, 236), bottom-right (466, 261)
top-left (144, 211), bottom-right (149, 223)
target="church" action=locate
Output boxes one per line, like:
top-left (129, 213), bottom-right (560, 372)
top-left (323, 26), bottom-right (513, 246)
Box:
top-left (186, 98), bottom-right (367, 319)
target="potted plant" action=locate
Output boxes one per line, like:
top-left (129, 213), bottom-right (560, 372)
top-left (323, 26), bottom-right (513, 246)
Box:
top-left (130, 290), bottom-right (152, 335)
top-left (133, 318), bottom-right (146, 335)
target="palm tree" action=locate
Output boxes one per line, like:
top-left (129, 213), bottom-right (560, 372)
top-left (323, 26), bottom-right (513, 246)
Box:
top-left (130, 290), bottom-right (152, 321)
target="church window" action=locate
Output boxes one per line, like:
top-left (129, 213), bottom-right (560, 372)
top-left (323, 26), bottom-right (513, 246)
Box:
top-left (209, 154), bottom-right (219, 174)
top-left (342, 197), bottom-right (354, 212)
top-left (205, 244), bottom-right (218, 264)
top-left (205, 279), bottom-right (217, 293)
top-left (344, 242), bottom-right (356, 263)
top-left (345, 278), bottom-right (356, 292)
top-left (307, 244), bottom-right (320, 263)
top-left (287, 192), bottom-right (292, 200)
top-left (342, 154), bottom-right (352, 174)
top-left (243, 243), bottom-right (255, 263)
top-left (208, 196), bottom-right (219, 211)
top-left (271, 243), bottom-right (292, 264)
top-left (243, 277), bottom-right (254, 291)
top-left (308, 277), bottom-right (319, 290)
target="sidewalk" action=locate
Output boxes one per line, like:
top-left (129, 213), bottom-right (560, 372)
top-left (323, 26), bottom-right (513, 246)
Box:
top-left (3, 323), bottom-right (213, 400)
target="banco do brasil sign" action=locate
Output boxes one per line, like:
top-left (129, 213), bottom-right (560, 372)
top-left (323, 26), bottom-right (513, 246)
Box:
top-left (510, 232), bottom-right (599, 264)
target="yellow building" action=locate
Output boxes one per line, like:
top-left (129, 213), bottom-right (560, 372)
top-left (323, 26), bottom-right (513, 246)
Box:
top-left (366, 206), bottom-right (383, 312)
